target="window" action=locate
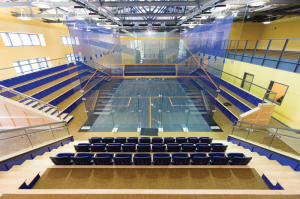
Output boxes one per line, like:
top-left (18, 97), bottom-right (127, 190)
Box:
top-left (61, 36), bottom-right (76, 45)
top-left (13, 57), bottom-right (48, 75)
top-left (66, 53), bottom-right (77, 62)
top-left (267, 81), bottom-right (289, 105)
top-left (0, 32), bottom-right (42, 47)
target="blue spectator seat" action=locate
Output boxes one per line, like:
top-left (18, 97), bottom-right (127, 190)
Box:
top-left (92, 153), bottom-right (113, 165)
top-left (228, 153), bottom-right (252, 165)
top-left (210, 143), bottom-right (223, 146)
top-left (122, 143), bottom-right (136, 152)
top-left (56, 153), bottom-right (75, 158)
top-left (188, 137), bottom-right (200, 144)
top-left (74, 145), bottom-right (90, 152)
top-left (127, 137), bottom-right (139, 144)
top-left (139, 137), bottom-right (151, 143)
top-left (164, 137), bottom-right (175, 144)
top-left (227, 153), bottom-right (245, 159)
top-left (172, 153), bottom-right (191, 165)
top-left (152, 137), bottom-right (163, 143)
top-left (209, 153), bottom-right (230, 165)
top-left (113, 153), bottom-right (132, 165)
top-left (115, 137), bottom-right (126, 144)
top-left (90, 143), bottom-right (106, 152)
top-left (190, 153), bottom-right (211, 165)
top-left (137, 143), bottom-right (151, 152)
top-left (88, 137), bottom-right (102, 144)
top-left (106, 143), bottom-right (121, 152)
top-left (167, 143), bottom-right (181, 152)
top-left (209, 152), bottom-right (226, 158)
top-left (72, 153), bottom-right (94, 165)
top-left (200, 137), bottom-right (213, 144)
top-left (211, 144), bottom-right (228, 152)
top-left (153, 153), bottom-right (171, 165)
top-left (182, 143), bottom-right (196, 152)
top-left (176, 137), bottom-right (188, 144)
top-left (133, 153), bottom-right (151, 165)
top-left (152, 143), bottom-right (166, 152)
top-left (77, 143), bottom-right (91, 145)
top-left (50, 156), bottom-right (73, 165)
top-left (102, 137), bottom-right (114, 144)
top-left (196, 143), bottom-right (212, 152)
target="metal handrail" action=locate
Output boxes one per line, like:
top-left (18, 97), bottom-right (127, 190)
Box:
top-left (233, 121), bottom-right (300, 134)
top-left (0, 121), bottom-right (66, 134)
top-left (0, 84), bottom-right (61, 120)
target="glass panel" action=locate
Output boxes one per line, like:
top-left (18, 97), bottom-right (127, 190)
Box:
top-left (25, 127), bottom-right (55, 147)
top-left (247, 129), bottom-right (275, 147)
top-left (8, 33), bottom-right (23, 46)
top-left (71, 37), bottom-right (76, 45)
top-left (38, 57), bottom-right (48, 68)
top-left (19, 60), bottom-right (31, 73)
top-left (30, 58), bottom-right (40, 71)
top-left (236, 40), bottom-right (247, 54)
top-left (1, 33), bottom-right (12, 47)
top-left (20, 34), bottom-right (32, 46)
top-left (30, 34), bottom-right (40, 46)
top-left (232, 125), bottom-right (250, 139)
top-left (244, 40), bottom-right (257, 56)
top-left (255, 40), bottom-right (269, 57)
top-left (229, 40), bottom-right (238, 53)
top-left (67, 37), bottom-right (72, 45)
top-left (51, 126), bottom-right (69, 139)
top-left (266, 39), bottom-right (286, 59)
top-left (0, 134), bottom-right (32, 158)
top-left (61, 36), bottom-right (67, 45)
top-left (282, 39), bottom-right (300, 61)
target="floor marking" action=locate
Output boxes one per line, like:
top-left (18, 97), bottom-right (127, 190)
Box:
top-left (81, 126), bottom-right (90, 130)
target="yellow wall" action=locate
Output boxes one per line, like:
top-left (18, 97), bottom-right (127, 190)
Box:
top-left (0, 9), bottom-right (73, 77)
top-left (222, 60), bottom-right (300, 129)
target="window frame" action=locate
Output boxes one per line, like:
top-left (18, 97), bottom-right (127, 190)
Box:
top-left (13, 57), bottom-right (48, 75)
top-left (61, 36), bottom-right (76, 45)
top-left (266, 80), bottom-right (289, 106)
top-left (1, 32), bottom-right (42, 47)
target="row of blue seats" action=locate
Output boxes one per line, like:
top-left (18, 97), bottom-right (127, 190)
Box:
top-left (0, 63), bottom-right (75, 87)
top-left (219, 89), bottom-right (252, 112)
top-left (50, 152), bottom-right (252, 165)
top-left (220, 79), bottom-right (263, 106)
top-left (88, 137), bottom-right (213, 144)
top-left (74, 143), bottom-right (227, 153)
top-left (77, 62), bottom-right (109, 77)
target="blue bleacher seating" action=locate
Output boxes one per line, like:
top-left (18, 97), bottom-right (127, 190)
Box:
top-left (102, 137), bottom-right (114, 144)
top-left (106, 143), bottom-right (121, 152)
top-left (167, 143), bottom-right (181, 152)
top-left (115, 137), bottom-right (127, 144)
top-left (50, 156), bottom-right (73, 165)
top-left (113, 153), bottom-right (132, 165)
top-left (133, 153), bottom-right (151, 165)
top-left (77, 143), bottom-right (91, 145)
top-left (56, 153), bottom-right (75, 158)
top-left (90, 143), bottom-right (106, 152)
top-left (137, 143), bottom-right (151, 152)
top-left (153, 153), bottom-right (171, 165)
top-left (127, 137), bottom-right (139, 144)
top-left (209, 152), bottom-right (226, 158)
top-left (182, 143), bottom-right (196, 152)
top-left (196, 143), bottom-right (212, 152)
top-left (88, 137), bottom-right (102, 144)
top-left (227, 153), bottom-right (252, 165)
top-left (190, 153), bottom-right (211, 165)
top-left (209, 152), bottom-right (230, 165)
top-left (164, 137), bottom-right (175, 144)
top-left (74, 145), bottom-right (90, 152)
top-left (176, 137), bottom-right (188, 144)
top-left (172, 153), bottom-right (191, 165)
top-left (200, 137), bottom-right (213, 144)
top-left (72, 153), bottom-right (94, 165)
top-left (188, 137), bottom-right (200, 144)
top-left (211, 144), bottom-right (228, 152)
top-left (122, 143), bottom-right (136, 152)
top-left (92, 153), bottom-right (113, 165)
top-left (152, 143), bottom-right (166, 152)
top-left (152, 137), bottom-right (163, 143)
top-left (139, 137), bottom-right (151, 143)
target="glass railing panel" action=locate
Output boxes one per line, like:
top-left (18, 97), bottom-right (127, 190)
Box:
top-left (266, 39), bottom-right (286, 59)
top-left (236, 40), bottom-right (247, 54)
top-left (229, 40), bottom-right (238, 53)
top-left (0, 134), bottom-right (32, 158)
top-left (247, 128), bottom-right (275, 147)
top-left (244, 40), bottom-right (257, 56)
top-left (282, 39), bottom-right (300, 61)
top-left (269, 135), bottom-right (300, 156)
top-left (231, 125), bottom-right (250, 139)
top-left (255, 40), bottom-right (270, 57)
top-left (27, 129), bottom-right (55, 147)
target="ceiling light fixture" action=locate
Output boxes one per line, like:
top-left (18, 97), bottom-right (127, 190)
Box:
top-left (31, 0), bottom-right (52, 9)
top-left (262, 21), bottom-right (271, 24)
top-left (249, 0), bottom-right (270, 6)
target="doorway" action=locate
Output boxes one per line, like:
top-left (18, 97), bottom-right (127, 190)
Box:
top-left (241, 72), bottom-right (254, 91)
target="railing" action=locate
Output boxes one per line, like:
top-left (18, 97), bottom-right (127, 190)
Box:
top-left (231, 121), bottom-right (300, 157)
top-left (0, 57), bottom-right (70, 81)
top-left (0, 121), bottom-right (70, 159)
top-left (226, 38), bottom-right (300, 73)
top-left (0, 84), bottom-right (62, 120)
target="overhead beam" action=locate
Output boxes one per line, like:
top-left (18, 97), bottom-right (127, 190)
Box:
top-left (98, 1), bottom-right (199, 7)
top-left (122, 20), bottom-right (177, 23)
top-left (115, 13), bottom-right (187, 17)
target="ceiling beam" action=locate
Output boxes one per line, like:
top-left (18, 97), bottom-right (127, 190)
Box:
top-left (115, 13), bottom-right (187, 17)
top-left (97, 1), bottom-right (199, 7)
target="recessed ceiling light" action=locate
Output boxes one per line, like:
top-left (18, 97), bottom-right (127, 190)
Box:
top-left (249, 0), bottom-right (270, 6)
top-left (17, 16), bottom-right (33, 20)
top-left (262, 21), bottom-right (271, 24)
top-left (31, 1), bottom-right (52, 9)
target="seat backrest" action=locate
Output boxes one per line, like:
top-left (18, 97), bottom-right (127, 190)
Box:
top-left (227, 153), bottom-right (245, 159)
top-left (191, 156), bottom-right (211, 165)
top-left (92, 157), bottom-right (112, 165)
top-left (139, 137), bottom-right (151, 143)
top-left (152, 144), bottom-right (166, 152)
top-left (153, 143), bottom-right (165, 146)
top-left (167, 144), bottom-right (181, 152)
top-left (172, 153), bottom-right (188, 158)
top-left (90, 145), bottom-right (106, 152)
top-left (153, 156), bottom-right (171, 165)
top-left (116, 153), bottom-right (132, 158)
top-left (74, 145), bottom-right (90, 152)
top-left (137, 144), bottom-right (151, 152)
top-left (182, 145), bottom-right (196, 152)
top-left (200, 138), bottom-right (213, 144)
top-left (109, 143), bottom-right (121, 146)
top-left (134, 153), bottom-right (151, 157)
top-left (115, 137), bottom-right (126, 144)
top-left (196, 143), bottom-right (208, 146)
top-left (102, 137), bottom-right (114, 143)
top-left (71, 157), bottom-right (93, 165)
top-left (122, 144), bottom-right (136, 152)
top-left (57, 153), bottom-right (75, 158)
top-left (196, 145), bottom-right (212, 152)
top-left (153, 153), bottom-right (170, 157)
top-left (78, 143), bottom-right (91, 146)
top-left (182, 143), bottom-right (194, 146)
top-left (190, 153), bottom-right (207, 158)
top-left (173, 156), bottom-right (191, 165)
top-left (210, 157), bottom-right (231, 165)
top-left (152, 137), bottom-right (163, 143)
top-left (188, 137), bottom-right (200, 144)
top-left (88, 137), bottom-right (101, 144)
top-left (76, 153), bottom-right (94, 158)
top-left (96, 153), bottom-right (114, 158)
top-left (133, 157), bottom-right (151, 165)
top-left (164, 137), bottom-right (175, 144)
top-left (167, 143), bottom-right (179, 146)
top-left (93, 143), bottom-right (106, 146)
top-left (50, 157), bottom-right (72, 165)
top-left (211, 143), bottom-right (223, 146)
top-left (176, 137), bottom-right (187, 144)
top-left (113, 157), bottom-right (132, 165)
top-left (107, 144), bottom-right (121, 152)
top-left (123, 143), bottom-right (135, 145)
top-left (212, 145), bottom-right (228, 152)
top-left (209, 152), bottom-right (226, 157)
top-left (230, 157), bottom-right (252, 165)
top-left (199, 137), bottom-right (209, 139)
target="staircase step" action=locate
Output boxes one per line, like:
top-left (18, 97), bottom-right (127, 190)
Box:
top-left (64, 115), bottom-right (73, 123)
